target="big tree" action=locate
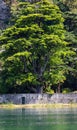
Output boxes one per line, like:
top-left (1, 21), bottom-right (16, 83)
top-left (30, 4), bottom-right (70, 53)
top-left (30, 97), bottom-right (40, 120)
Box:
top-left (0, 0), bottom-right (74, 93)
top-left (54, 0), bottom-right (77, 91)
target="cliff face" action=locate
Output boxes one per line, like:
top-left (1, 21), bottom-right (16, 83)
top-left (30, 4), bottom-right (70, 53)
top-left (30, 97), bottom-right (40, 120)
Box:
top-left (0, 0), bottom-right (32, 29)
top-left (0, 0), bottom-right (40, 29)
top-left (0, 0), bottom-right (11, 29)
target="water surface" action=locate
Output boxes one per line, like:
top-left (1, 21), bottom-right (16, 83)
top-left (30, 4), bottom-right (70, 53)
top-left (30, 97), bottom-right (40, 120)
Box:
top-left (0, 108), bottom-right (77, 130)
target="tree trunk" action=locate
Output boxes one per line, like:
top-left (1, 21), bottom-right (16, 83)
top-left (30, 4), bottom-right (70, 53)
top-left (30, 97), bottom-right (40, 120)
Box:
top-left (57, 83), bottom-right (61, 93)
top-left (36, 86), bottom-right (43, 93)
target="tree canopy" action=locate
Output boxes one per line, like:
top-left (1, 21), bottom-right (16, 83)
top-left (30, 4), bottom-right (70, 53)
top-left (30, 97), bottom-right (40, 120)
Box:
top-left (0, 0), bottom-right (75, 93)
top-left (54, 0), bottom-right (77, 92)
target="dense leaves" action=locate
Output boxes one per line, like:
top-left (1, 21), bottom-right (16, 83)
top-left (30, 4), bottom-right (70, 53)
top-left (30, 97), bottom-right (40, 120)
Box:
top-left (54, 0), bottom-right (77, 91)
top-left (0, 0), bottom-right (75, 93)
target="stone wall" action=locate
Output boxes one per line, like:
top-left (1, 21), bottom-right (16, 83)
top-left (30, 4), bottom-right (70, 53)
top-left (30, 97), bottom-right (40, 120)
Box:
top-left (0, 93), bottom-right (77, 104)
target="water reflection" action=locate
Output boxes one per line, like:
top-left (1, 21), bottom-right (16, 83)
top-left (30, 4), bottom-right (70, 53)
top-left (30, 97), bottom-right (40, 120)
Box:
top-left (0, 108), bottom-right (77, 130)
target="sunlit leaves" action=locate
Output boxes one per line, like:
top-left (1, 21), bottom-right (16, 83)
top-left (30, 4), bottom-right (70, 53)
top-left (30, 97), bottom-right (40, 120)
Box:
top-left (0, 0), bottom-right (73, 93)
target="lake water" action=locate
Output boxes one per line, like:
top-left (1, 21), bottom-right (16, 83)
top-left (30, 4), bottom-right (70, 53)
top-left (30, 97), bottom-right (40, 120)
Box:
top-left (0, 108), bottom-right (77, 130)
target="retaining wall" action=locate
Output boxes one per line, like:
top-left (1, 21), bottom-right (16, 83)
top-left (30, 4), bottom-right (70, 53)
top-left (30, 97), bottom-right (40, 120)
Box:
top-left (0, 93), bottom-right (77, 104)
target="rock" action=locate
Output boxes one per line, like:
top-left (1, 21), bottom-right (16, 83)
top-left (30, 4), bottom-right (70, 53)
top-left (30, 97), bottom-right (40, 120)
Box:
top-left (0, 0), bottom-right (10, 29)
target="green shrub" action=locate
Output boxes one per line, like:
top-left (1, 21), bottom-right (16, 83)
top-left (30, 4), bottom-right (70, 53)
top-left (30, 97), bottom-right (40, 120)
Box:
top-left (46, 87), bottom-right (54, 94)
top-left (62, 88), bottom-right (71, 94)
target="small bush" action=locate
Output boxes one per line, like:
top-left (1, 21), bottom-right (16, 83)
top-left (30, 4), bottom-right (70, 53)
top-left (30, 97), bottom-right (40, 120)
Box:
top-left (46, 87), bottom-right (54, 94)
top-left (62, 88), bottom-right (71, 94)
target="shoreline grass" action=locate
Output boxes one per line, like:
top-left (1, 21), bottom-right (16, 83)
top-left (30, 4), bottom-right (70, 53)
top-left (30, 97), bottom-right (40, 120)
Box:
top-left (0, 103), bottom-right (77, 109)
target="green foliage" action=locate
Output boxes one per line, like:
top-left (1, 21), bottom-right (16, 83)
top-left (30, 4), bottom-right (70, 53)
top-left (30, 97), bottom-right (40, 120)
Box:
top-left (53, 0), bottom-right (77, 92)
top-left (0, 0), bottom-right (74, 93)
top-left (62, 88), bottom-right (71, 94)
top-left (45, 87), bottom-right (54, 94)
